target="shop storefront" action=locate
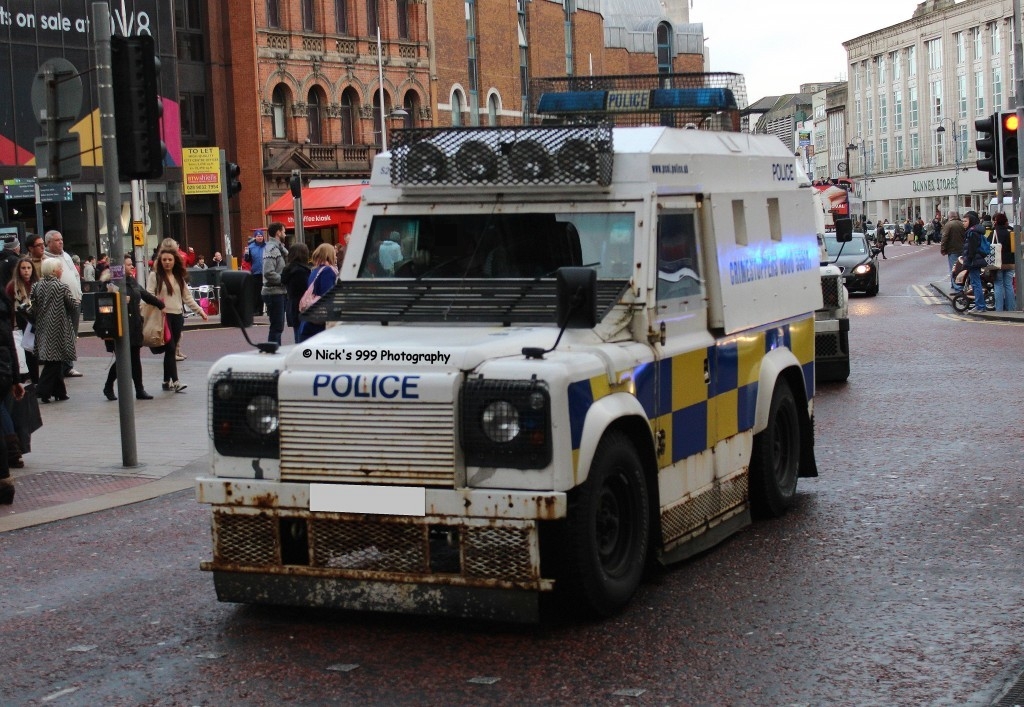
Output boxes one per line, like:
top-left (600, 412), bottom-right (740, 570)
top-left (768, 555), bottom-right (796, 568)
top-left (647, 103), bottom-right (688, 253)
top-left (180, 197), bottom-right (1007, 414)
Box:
top-left (264, 184), bottom-right (366, 250)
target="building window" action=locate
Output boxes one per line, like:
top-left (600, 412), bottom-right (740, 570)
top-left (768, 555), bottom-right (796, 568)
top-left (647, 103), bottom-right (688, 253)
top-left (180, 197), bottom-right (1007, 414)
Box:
top-left (267, 0), bottom-right (280, 28)
top-left (894, 88), bottom-right (903, 131)
top-left (854, 64), bottom-right (861, 92)
top-left (927, 38), bottom-right (941, 71)
top-left (975, 70), bottom-right (985, 115)
top-left (911, 132), bottom-right (920, 168)
top-left (990, 22), bottom-right (1000, 55)
top-left (881, 138), bottom-right (889, 171)
top-left (367, 0), bottom-right (378, 33)
top-left (466, 0), bottom-right (479, 124)
top-left (878, 55), bottom-right (886, 84)
top-left (934, 131), bottom-right (944, 165)
top-left (958, 125), bottom-right (968, 162)
top-left (909, 85), bottom-right (918, 128)
top-left (340, 88), bottom-right (357, 143)
top-left (451, 90), bottom-right (463, 127)
top-left (954, 32), bottom-right (965, 65)
top-left (908, 45), bottom-right (916, 76)
top-left (864, 60), bottom-right (871, 88)
top-left (402, 92), bottom-right (418, 129)
top-left (564, 0), bottom-right (575, 75)
top-left (302, 0), bottom-right (315, 31)
top-left (958, 75), bottom-right (967, 119)
top-left (866, 97), bottom-right (873, 135)
top-left (892, 50), bottom-right (901, 81)
top-left (307, 88), bottom-right (324, 144)
top-left (180, 96), bottom-right (208, 138)
top-left (972, 27), bottom-right (982, 60)
top-left (879, 96), bottom-right (887, 133)
top-left (335, 0), bottom-right (348, 34)
top-left (488, 94), bottom-right (499, 126)
top-left (272, 85), bottom-right (288, 140)
top-left (931, 79), bottom-right (942, 120)
top-left (993, 67), bottom-right (1003, 112)
top-left (895, 135), bottom-right (904, 169)
top-left (372, 89), bottom-right (389, 144)
top-left (397, 0), bottom-right (409, 39)
top-left (657, 23), bottom-right (672, 75)
top-left (174, 0), bottom-right (205, 62)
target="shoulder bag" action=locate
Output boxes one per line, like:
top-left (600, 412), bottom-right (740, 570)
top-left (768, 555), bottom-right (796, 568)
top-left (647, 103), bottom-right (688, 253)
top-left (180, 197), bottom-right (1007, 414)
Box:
top-left (141, 301), bottom-right (169, 348)
top-left (299, 266), bottom-right (337, 313)
top-left (985, 231), bottom-right (1002, 270)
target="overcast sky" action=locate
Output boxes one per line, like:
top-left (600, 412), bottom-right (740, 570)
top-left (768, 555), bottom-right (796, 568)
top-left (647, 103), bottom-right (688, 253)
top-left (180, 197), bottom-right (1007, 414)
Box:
top-left (690, 1), bottom-right (922, 104)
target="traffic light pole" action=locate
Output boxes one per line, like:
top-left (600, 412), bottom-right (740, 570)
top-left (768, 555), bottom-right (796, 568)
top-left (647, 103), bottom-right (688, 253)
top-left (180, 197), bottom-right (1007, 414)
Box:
top-left (1013, 0), bottom-right (1023, 308)
top-left (219, 149), bottom-right (234, 266)
top-left (93, 1), bottom-right (139, 467)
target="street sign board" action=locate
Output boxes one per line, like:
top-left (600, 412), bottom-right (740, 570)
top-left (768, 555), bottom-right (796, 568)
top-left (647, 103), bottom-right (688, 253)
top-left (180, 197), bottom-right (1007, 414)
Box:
top-left (182, 147), bottom-right (222, 195)
top-left (3, 178), bottom-right (72, 202)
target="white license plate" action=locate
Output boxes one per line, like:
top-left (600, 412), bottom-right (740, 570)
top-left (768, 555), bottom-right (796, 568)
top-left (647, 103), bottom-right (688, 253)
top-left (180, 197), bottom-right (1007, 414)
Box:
top-left (309, 484), bottom-right (426, 516)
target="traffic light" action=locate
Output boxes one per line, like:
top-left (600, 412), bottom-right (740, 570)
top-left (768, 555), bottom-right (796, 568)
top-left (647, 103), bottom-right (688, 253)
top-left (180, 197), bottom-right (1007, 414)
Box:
top-left (998, 111), bottom-right (1020, 178)
top-left (111, 35), bottom-right (164, 180)
top-left (975, 113), bottom-right (999, 179)
top-left (226, 162), bottom-right (242, 197)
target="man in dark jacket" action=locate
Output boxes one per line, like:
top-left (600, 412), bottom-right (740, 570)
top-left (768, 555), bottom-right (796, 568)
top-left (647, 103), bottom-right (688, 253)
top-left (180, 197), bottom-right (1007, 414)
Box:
top-left (962, 211), bottom-right (989, 314)
top-left (939, 210), bottom-right (966, 289)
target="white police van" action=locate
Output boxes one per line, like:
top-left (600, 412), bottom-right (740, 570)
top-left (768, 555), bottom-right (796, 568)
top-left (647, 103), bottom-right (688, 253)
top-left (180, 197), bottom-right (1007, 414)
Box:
top-left (198, 74), bottom-right (822, 621)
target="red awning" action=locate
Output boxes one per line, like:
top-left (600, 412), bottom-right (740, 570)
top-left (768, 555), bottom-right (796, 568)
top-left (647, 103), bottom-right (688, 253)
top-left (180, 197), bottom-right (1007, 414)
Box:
top-left (265, 184), bottom-right (366, 233)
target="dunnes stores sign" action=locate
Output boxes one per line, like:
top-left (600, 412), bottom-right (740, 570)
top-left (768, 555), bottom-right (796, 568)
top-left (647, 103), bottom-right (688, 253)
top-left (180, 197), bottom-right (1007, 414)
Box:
top-left (912, 175), bottom-right (958, 193)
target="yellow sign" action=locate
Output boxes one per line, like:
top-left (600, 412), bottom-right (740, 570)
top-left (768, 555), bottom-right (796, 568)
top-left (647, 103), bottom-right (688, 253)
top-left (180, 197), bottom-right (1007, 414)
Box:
top-left (182, 147), bottom-right (222, 195)
top-left (132, 221), bottom-right (145, 246)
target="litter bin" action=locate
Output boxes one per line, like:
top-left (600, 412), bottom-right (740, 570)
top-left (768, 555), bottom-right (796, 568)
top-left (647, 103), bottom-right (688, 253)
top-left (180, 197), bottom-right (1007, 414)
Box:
top-left (217, 269), bottom-right (254, 327)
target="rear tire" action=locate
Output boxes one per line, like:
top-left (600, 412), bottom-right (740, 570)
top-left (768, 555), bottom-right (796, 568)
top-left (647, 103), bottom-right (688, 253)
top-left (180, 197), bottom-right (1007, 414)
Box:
top-left (563, 431), bottom-right (650, 617)
top-left (952, 293), bottom-right (969, 313)
top-left (750, 381), bottom-right (800, 518)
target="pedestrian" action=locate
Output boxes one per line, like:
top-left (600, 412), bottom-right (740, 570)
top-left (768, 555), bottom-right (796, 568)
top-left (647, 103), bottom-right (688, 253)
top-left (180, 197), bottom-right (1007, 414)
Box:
top-left (210, 252), bottom-right (225, 268)
top-left (30, 258), bottom-right (76, 403)
top-left (874, 222), bottom-right (887, 259)
top-left (94, 253), bottom-right (110, 282)
top-left (0, 284), bottom-right (24, 505)
top-left (82, 255), bottom-right (96, 282)
top-left (147, 246), bottom-right (208, 393)
top-left (158, 238), bottom-right (193, 362)
top-left (25, 233), bottom-right (44, 279)
top-left (261, 222), bottom-right (289, 346)
top-left (42, 230), bottom-right (83, 378)
top-left (930, 215), bottom-right (942, 244)
top-left (0, 235), bottom-right (21, 289)
top-left (939, 210), bottom-right (966, 290)
top-left (7, 256), bottom-right (39, 385)
top-left (194, 255), bottom-right (208, 269)
top-left (961, 211), bottom-right (989, 315)
top-left (913, 218), bottom-right (925, 245)
top-left (102, 258), bottom-right (164, 401)
top-left (297, 243), bottom-right (338, 343)
top-left (245, 230), bottom-right (267, 315)
top-left (991, 212), bottom-right (1016, 311)
top-left (281, 242), bottom-right (310, 344)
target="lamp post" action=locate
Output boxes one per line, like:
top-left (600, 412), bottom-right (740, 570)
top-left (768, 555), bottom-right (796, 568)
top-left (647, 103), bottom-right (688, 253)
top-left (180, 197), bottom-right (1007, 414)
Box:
top-left (847, 136), bottom-right (867, 227)
top-left (936, 119), bottom-right (960, 210)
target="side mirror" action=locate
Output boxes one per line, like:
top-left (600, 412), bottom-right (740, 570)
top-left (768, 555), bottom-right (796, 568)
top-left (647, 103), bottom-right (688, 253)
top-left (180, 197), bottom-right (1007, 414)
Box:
top-left (834, 218), bottom-right (853, 243)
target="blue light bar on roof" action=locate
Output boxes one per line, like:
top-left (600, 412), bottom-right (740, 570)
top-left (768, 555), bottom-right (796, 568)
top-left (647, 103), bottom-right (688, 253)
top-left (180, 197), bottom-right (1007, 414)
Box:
top-left (650, 88), bottom-right (737, 111)
top-left (536, 91), bottom-right (609, 114)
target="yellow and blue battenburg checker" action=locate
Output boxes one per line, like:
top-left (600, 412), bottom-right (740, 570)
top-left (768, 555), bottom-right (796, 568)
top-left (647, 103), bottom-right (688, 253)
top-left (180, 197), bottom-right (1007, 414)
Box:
top-left (568, 316), bottom-right (814, 469)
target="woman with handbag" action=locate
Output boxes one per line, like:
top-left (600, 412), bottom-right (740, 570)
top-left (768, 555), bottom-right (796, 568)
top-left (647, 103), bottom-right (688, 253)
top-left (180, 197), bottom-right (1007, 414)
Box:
top-left (103, 258), bottom-right (165, 401)
top-left (281, 242), bottom-right (310, 344)
top-left (961, 211), bottom-right (990, 315)
top-left (30, 258), bottom-right (76, 403)
top-left (991, 212), bottom-right (1016, 311)
top-left (6, 256), bottom-right (38, 384)
top-left (147, 247), bottom-right (208, 393)
top-left (297, 243), bottom-right (338, 343)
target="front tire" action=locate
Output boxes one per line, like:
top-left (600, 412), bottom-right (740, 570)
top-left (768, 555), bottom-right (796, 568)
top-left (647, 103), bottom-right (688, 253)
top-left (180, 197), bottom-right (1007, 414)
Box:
top-left (750, 381), bottom-right (800, 518)
top-left (563, 431), bottom-right (650, 617)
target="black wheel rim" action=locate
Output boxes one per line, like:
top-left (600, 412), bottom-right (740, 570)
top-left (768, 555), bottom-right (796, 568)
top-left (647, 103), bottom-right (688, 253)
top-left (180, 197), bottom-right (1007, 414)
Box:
top-left (595, 470), bottom-right (637, 578)
top-left (770, 402), bottom-right (799, 489)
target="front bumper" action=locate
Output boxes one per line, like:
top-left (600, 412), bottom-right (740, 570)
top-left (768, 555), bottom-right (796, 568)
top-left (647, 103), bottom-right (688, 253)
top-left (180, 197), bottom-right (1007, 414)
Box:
top-left (196, 478), bottom-right (566, 620)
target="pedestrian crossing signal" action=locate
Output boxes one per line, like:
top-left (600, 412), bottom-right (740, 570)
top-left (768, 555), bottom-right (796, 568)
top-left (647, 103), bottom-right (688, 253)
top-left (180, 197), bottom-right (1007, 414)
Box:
top-left (999, 111), bottom-right (1019, 178)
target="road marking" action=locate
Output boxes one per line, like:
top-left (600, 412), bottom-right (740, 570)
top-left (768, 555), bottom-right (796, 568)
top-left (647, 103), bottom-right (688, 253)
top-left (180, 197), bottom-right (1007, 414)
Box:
top-left (937, 312), bottom-right (1024, 325)
top-left (912, 284), bottom-right (946, 305)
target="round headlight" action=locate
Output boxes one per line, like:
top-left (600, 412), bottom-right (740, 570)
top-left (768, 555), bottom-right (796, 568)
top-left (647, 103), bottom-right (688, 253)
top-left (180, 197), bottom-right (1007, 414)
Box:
top-left (215, 380), bottom-right (234, 400)
top-left (245, 395), bottom-right (279, 435)
top-left (482, 401), bottom-right (520, 443)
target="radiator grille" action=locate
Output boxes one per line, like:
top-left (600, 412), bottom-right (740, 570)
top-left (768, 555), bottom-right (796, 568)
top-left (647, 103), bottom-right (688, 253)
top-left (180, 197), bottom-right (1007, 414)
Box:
top-left (213, 513), bottom-right (279, 566)
top-left (464, 525), bottom-right (536, 582)
top-left (820, 274), bottom-right (841, 308)
top-left (279, 400), bottom-right (455, 486)
top-left (311, 518), bottom-right (427, 572)
top-left (816, 333), bottom-right (840, 357)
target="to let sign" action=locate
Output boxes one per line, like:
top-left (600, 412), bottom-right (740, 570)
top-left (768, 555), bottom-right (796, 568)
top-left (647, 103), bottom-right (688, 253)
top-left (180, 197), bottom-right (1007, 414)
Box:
top-left (182, 147), bottom-right (221, 195)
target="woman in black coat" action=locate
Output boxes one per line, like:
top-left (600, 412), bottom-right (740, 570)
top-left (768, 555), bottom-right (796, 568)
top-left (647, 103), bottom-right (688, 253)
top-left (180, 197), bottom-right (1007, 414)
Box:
top-left (281, 243), bottom-right (310, 345)
top-left (102, 259), bottom-right (165, 400)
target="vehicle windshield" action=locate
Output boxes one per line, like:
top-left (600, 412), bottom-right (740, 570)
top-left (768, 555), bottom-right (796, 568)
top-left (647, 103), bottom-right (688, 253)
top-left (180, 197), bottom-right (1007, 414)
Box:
top-left (357, 212), bottom-right (635, 279)
top-left (824, 235), bottom-right (868, 257)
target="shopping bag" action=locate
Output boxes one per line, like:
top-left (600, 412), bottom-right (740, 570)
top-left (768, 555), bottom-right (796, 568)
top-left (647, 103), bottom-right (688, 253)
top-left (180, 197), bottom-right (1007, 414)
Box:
top-left (141, 302), bottom-right (165, 348)
top-left (12, 382), bottom-right (42, 454)
top-left (21, 323), bottom-right (35, 354)
top-left (986, 233), bottom-right (1003, 270)
top-left (12, 328), bottom-right (27, 373)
